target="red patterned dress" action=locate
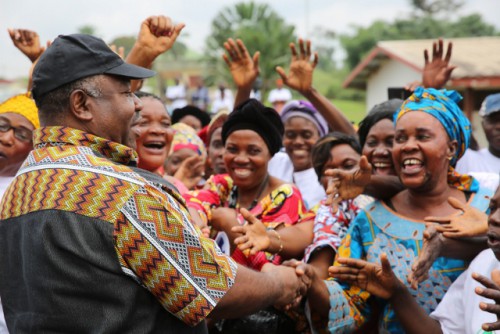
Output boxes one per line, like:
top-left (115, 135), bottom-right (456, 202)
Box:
top-left (184, 174), bottom-right (309, 270)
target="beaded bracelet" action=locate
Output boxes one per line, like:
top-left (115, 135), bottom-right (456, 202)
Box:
top-left (269, 229), bottom-right (283, 255)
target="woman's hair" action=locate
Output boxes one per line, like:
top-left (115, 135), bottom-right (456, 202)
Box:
top-left (357, 110), bottom-right (395, 148)
top-left (311, 131), bottom-right (361, 180)
top-left (357, 99), bottom-right (402, 148)
top-left (171, 105), bottom-right (211, 127)
top-left (134, 91), bottom-right (164, 104)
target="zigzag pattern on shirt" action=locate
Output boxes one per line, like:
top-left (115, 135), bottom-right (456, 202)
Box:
top-left (115, 210), bottom-right (235, 324)
top-left (33, 126), bottom-right (137, 165)
top-left (117, 188), bottom-right (236, 323)
top-left (0, 166), bottom-right (138, 221)
top-left (25, 145), bottom-right (139, 180)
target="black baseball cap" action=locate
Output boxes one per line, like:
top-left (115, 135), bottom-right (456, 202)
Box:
top-left (32, 34), bottom-right (155, 101)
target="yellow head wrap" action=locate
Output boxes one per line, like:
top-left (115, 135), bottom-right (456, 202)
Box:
top-left (0, 94), bottom-right (40, 129)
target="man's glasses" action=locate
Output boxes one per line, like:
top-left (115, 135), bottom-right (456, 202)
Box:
top-left (0, 118), bottom-right (33, 142)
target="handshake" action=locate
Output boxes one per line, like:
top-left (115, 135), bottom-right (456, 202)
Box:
top-left (261, 259), bottom-right (317, 309)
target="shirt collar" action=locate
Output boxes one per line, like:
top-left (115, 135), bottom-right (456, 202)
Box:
top-left (33, 126), bottom-right (138, 165)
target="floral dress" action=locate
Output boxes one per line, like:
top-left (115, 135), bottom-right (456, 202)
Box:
top-left (184, 174), bottom-right (309, 271)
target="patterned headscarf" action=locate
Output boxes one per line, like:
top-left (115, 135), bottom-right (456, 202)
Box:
top-left (394, 87), bottom-right (478, 192)
top-left (169, 123), bottom-right (207, 157)
top-left (0, 93), bottom-right (40, 128)
top-left (280, 100), bottom-right (329, 137)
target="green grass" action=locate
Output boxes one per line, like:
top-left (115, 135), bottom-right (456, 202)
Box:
top-left (311, 67), bottom-right (367, 125)
top-left (332, 99), bottom-right (366, 125)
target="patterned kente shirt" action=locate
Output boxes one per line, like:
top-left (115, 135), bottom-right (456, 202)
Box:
top-left (0, 127), bottom-right (236, 333)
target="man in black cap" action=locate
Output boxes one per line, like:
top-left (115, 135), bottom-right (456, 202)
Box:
top-left (0, 16), bottom-right (309, 333)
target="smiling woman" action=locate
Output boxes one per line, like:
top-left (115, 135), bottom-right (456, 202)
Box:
top-left (184, 99), bottom-right (307, 269)
top-left (305, 87), bottom-right (493, 334)
top-left (0, 94), bottom-right (39, 184)
top-left (131, 92), bottom-right (172, 174)
top-left (183, 98), bottom-right (309, 333)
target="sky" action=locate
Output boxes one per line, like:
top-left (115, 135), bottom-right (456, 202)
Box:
top-left (1, 0), bottom-right (499, 79)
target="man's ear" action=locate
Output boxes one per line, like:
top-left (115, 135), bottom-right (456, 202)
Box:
top-left (69, 90), bottom-right (94, 122)
top-left (447, 139), bottom-right (458, 161)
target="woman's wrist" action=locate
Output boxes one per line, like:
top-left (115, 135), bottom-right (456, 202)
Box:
top-left (268, 229), bottom-right (284, 254)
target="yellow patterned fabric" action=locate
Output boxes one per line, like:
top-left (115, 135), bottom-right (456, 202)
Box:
top-left (0, 126), bottom-right (236, 327)
top-left (0, 93), bottom-right (40, 128)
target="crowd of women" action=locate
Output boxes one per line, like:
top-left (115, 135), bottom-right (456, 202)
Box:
top-left (1, 14), bottom-right (500, 334)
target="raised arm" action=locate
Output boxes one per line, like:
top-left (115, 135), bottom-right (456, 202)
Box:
top-left (222, 38), bottom-right (260, 108)
top-left (276, 39), bottom-right (355, 135)
top-left (405, 39), bottom-right (456, 91)
top-left (8, 28), bottom-right (47, 63)
top-left (8, 28), bottom-right (50, 92)
top-left (126, 15), bottom-right (185, 91)
top-left (422, 39), bottom-right (455, 89)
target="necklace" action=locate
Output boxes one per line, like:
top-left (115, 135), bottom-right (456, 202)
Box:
top-left (229, 174), bottom-right (270, 211)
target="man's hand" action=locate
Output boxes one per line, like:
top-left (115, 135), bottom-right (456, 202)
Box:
top-left (266, 263), bottom-right (309, 308)
top-left (422, 39), bottom-right (456, 89)
top-left (222, 38), bottom-right (260, 89)
top-left (329, 253), bottom-right (401, 300)
top-left (408, 224), bottom-right (443, 289)
top-left (424, 197), bottom-right (488, 238)
top-left (323, 156), bottom-right (371, 213)
top-left (280, 259), bottom-right (315, 309)
top-left (276, 38), bottom-right (318, 94)
top-left (231, 208), bottom-right (270, 255)
top-left (135, 15), bottom-right (185, 59)
top-left (473, 270), bottom-right (500, 332)
top-left (8, 28), bottom-right (48, 62)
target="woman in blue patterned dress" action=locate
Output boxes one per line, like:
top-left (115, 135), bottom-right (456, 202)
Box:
top-left (305, 87), bottom-right (492, 333)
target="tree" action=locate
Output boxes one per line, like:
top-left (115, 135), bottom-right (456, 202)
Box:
top-left (77, 25), bottom-right (98, 36)
top-left (204, 2), bottom-right (296, 93)
top-left (410, 0), bottom-right (464, 16)
top-left (108, 36), bottom-right (136, 58)
top-left (309, 26), bottom-right (337, 72)
top-left (340, 13), bottom-right (499, 70)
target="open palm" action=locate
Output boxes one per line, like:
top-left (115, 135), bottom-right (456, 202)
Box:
top-left (222, 38), bottom-right (260, 89)
top-left (422, 39), bottom-right (456, 89)
top-left (276, 38), bottom-right (318, 93)
top-left (329, 253), bottom-right (399, 300)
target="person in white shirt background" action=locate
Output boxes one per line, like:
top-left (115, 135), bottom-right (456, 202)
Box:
top-left (267, 78), bottom-right (292, 114)
top-left (457, 93), bottom-right (500, 174)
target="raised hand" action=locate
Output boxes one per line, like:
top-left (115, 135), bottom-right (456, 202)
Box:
top-left (408, 224), bottom-right (442, 289)
top-left (329, 253), bottom-right (400, 300)
top-left (422, 39), bottom-right (456, 89)
top-left (424, 197), bottom-right (488, 238)
top-left (222, 38), bottom-right (260, 89)
top-left (109, 44), bottom-right (125, 59)
top-left (323, 156), bottom-right (372, 212)
top-left (135, 15), bottom-right (185, 60)
top-left (173, 155), bottom-right (205, 190)
top-left (276, 38), bottom-right (318, 94)
top-left (231, 208), bottom-right (270, 255)
top-left (8, 28), bottom-right (47, 62)
top-left (473, 270), bottom-right (500, 332)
